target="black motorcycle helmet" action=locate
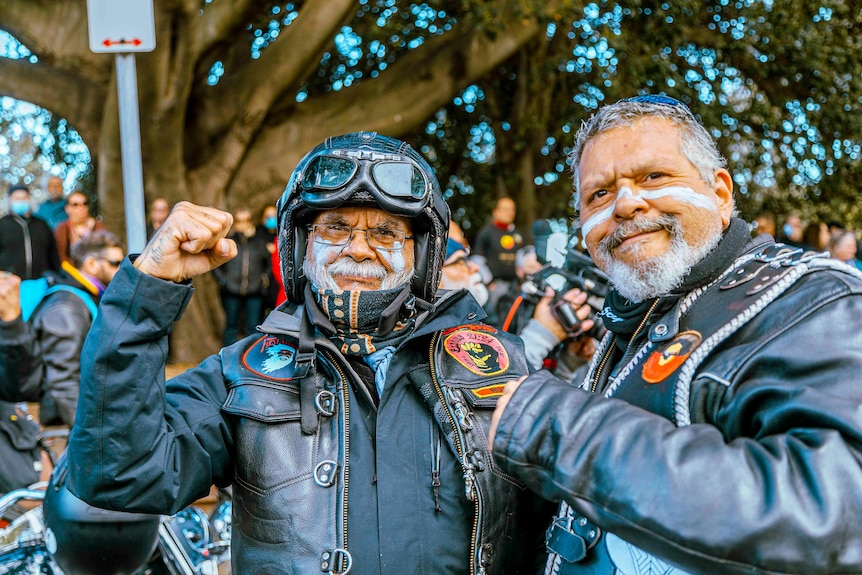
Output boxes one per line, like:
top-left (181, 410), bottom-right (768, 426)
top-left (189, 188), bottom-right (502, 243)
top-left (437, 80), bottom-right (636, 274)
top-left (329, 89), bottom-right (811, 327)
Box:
top-left (276, 131), bottom-right (450, 303)
top-left (43, 454), bottom-right (160, 575)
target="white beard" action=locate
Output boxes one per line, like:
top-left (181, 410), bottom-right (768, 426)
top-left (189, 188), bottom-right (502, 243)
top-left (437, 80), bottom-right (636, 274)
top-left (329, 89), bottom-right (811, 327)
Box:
top-left (467, 273), bottom-right (489, 306)
top-left (598, 215), bottom-right (722, 303)
top-left (304, 256), bottom-right (414, 291)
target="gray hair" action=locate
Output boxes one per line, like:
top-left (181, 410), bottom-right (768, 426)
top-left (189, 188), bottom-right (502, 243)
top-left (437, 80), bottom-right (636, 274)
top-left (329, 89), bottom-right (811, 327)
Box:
top-left (569, 99), bottom-right (727, 223)
top-left (514, 245), bottom-right (537, 269)
top-left (70, 230), bottom-right (123, 268)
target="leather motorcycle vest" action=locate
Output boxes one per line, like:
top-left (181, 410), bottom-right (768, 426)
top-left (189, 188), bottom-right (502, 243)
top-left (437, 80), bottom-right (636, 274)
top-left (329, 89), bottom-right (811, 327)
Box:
top-left (219, 321), bottom-right (532, 575)
top-left (545, 244), bottom-right (829, 575)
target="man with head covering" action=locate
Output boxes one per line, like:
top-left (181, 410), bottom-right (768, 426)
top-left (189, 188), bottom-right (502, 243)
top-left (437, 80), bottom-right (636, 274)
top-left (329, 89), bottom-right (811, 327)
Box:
top-left (68, 132), bottom-right (551, 575)
top-left (489, 95), bottom-right (862, 574)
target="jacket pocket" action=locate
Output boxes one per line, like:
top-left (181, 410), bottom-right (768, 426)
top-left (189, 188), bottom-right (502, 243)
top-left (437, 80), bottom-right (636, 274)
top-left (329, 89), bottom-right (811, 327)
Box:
top-left (223, 380), bottom-right (340, 545)
top-left (222, 380), bottom-right (320, 494)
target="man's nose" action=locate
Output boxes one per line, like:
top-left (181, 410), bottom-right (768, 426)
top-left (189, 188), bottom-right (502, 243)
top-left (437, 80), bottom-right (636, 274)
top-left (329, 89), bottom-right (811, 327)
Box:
top-left (613, 186), bottom-right (650, 218)
top-left (341, 229), bottom-right (377, 259)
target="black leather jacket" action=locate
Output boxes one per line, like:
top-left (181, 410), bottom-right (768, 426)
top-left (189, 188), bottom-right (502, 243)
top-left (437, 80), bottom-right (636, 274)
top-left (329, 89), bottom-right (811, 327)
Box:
top-left (0, 267), bottom-right (99, 426)
top-left (68, 263), bottom-right (552, 575)
top-left (493, 237), bottom-right (862, 575)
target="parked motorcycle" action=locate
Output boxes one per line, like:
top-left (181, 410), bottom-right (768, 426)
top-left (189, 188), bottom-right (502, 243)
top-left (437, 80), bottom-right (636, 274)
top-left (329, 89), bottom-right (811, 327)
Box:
top-left (0, 455), bottom-right (230, 574)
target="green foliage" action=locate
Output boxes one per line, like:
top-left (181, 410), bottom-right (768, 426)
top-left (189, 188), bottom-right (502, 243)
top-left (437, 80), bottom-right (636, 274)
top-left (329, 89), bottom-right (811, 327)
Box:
top-left (0, 32), bottom-right (93, 212)
top-left (412, 0), bottom-right (862, 233)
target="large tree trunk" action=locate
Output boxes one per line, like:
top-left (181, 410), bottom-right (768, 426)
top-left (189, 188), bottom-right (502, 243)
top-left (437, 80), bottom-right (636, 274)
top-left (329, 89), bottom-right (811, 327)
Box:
top-left (0, 1), bottom-right (558, 362)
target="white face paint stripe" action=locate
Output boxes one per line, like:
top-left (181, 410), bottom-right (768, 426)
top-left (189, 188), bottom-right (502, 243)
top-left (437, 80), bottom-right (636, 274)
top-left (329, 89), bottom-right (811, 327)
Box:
top-left (580, 204), bottom-right (615, 241)
top-left (377, 245), bottom-right (406, 273)
top-left (580, 185), bottom-right (718, 240)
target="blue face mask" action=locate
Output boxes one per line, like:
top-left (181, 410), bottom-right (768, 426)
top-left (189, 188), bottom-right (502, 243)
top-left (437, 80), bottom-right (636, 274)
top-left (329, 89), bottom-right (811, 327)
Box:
top-left (10, 200), bottom-right (30, 217)
top-left (265, 216), bottom-right (277, 230)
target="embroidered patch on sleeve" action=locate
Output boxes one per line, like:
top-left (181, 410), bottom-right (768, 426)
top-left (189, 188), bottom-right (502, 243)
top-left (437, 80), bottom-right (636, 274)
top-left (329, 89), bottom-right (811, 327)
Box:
top-left (642, 330), bottom-right (702, 384)
top-left (444, 330), bottom-right (510, 376)
top-left (470, 383), bottom-right (507, 399)
top-left (242, 335), bottom-right (297, 380)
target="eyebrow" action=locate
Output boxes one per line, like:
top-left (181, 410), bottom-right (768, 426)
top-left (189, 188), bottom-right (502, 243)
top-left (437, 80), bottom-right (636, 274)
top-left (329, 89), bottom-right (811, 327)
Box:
top-left (316, 214), bottom-right (408, 231)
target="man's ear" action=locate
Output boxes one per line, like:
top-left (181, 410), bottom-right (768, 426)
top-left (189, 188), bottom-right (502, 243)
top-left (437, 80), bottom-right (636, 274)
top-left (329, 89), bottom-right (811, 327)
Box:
top-left (80, 256), bottom-right (99, 276)
top-left (713, 168), bottom-right (735, 227)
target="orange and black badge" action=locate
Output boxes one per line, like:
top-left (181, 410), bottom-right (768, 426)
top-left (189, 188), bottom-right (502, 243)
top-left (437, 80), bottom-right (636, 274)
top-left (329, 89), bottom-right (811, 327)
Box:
top-left (642, 330), bottom-right (702, 384)
top-left (444, 330), bottom-right (510, 376)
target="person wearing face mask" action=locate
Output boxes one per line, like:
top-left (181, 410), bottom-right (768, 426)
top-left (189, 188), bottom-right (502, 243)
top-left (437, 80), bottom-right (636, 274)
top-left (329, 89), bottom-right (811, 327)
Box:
top-left (211, 207), bottom-right (274, 345)
top-left (257, 204), bottom-right (281, 311)
top-left (257, 204), bottom-right (279, 253)
top-left (0, 184), bottom-right (61, 280)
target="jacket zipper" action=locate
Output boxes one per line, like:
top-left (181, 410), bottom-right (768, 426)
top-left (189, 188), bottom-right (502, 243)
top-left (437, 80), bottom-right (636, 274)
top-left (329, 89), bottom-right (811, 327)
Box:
top-left (240, 236), bottom-right (249, 295)
top-left (429, 332), bottom-right (481, 575)
top-left (590, 299), bottom-right (660, 394)
top-left (322, 350), bottom-right (351, 567)
top-left (590, 335), bottom-right (616, 393)
top-left (14, 217), bottom-right (33, 278)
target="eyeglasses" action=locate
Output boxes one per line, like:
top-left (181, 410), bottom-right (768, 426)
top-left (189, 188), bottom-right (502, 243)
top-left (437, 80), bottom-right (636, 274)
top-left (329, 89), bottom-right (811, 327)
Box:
top-left (308, 224), bottom-right (413, 251)
top-left (68, 202), bottom-right (88, 207)
top-left (299, 151), bottom-right (431, 215)
top-left (444, 256), bottom-right (470, 268)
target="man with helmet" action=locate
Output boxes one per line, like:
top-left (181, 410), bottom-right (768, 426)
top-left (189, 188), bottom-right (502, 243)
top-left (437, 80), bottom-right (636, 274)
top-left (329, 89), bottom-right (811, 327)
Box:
top-left (67, 132), bottom-right (552, 574)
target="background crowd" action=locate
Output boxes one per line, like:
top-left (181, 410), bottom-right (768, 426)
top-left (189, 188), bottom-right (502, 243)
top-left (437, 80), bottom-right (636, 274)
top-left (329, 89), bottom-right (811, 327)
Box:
top-left (3, 176), bottom-right (862, 453)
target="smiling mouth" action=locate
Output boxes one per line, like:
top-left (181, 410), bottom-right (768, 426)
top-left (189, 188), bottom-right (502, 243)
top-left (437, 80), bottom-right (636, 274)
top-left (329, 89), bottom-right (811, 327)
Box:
top-left (335, 275), bottom-right (380, 286)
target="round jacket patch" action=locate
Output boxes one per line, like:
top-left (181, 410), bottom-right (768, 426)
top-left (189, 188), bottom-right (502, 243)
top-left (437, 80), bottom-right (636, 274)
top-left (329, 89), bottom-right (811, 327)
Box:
top-left (242, 335), bottom-right (297, 380)
top-left (642, 330), bottom-right (702, 384)
top-left (444, 330), bottom-right (510, 376)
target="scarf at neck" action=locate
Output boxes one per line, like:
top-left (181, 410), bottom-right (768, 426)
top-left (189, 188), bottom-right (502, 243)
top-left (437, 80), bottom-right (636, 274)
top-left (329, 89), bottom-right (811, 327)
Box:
top-left (602, 217), bottom-right (751, 340)
top-left (312, 284), bottom-right (417, 356)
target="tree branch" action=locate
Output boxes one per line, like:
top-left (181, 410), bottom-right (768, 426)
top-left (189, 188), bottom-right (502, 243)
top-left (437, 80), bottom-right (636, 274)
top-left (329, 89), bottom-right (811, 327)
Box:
top-left (219, 4), bottom-right (553, 200)
top-left (190, 0), bottom-right (356, 197)
top-left (0, 0), bottom-right (111, 82)
top-left (192, 0), bottom-right (261, 57)
top-left (0, 57), bottom-right (105, 144)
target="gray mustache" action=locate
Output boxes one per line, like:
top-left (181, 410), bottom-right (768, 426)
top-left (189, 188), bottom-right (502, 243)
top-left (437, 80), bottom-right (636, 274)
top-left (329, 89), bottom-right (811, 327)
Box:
top-left (603, 215), bottom-right (677, 251)
top-left (326, 259), bottom-right (387, 279)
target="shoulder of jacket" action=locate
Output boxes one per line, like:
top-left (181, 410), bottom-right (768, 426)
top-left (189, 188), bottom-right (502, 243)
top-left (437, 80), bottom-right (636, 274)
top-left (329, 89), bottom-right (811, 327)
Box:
top-left (222, 332), bottom-right (307, 385)
top-left (431, 324), bottom-right (529, 398)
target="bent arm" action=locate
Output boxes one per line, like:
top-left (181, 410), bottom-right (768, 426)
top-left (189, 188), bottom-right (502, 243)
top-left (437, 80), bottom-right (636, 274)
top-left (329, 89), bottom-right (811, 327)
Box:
top-left (0, 317), bottom-right (42, 402)
top-left (68, 261), bottom-right (234, 515)
top-left (38, 297), bottom-right (92, 425)
top-left (494, 291), bottom-right (862, 574)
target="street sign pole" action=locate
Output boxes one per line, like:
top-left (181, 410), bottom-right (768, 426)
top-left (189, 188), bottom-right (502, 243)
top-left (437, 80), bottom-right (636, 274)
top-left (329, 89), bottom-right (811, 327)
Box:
top-left (86, 0), bottom-right (155, 254)
top-left (115, 54), bottom-right (147, 253)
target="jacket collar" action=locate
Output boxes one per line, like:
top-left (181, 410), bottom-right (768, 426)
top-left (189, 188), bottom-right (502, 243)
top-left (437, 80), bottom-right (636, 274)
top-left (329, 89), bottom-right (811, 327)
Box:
top-left (258, 288), bottom-right (488, 341)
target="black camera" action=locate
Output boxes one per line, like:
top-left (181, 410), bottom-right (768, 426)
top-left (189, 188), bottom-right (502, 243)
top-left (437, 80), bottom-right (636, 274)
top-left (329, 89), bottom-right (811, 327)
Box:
top-left (520, 248), bottom-right (609, 340)
top-left (501, 221), bottom-right (609, 341)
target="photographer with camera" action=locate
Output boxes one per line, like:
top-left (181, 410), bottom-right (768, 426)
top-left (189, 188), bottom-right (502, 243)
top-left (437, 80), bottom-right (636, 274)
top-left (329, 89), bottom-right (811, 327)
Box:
top-left (500, 224), bottom-right (607, 382)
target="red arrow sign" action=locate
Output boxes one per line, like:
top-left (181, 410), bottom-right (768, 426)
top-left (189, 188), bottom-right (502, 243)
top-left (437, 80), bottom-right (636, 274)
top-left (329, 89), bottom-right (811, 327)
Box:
top-left (102, 38), bottom-right (143, 47)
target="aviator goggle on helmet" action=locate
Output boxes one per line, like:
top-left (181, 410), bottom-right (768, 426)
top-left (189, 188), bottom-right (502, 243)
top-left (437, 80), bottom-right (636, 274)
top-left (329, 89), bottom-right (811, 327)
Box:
top-left (276, 131), bottom-right (450, 303)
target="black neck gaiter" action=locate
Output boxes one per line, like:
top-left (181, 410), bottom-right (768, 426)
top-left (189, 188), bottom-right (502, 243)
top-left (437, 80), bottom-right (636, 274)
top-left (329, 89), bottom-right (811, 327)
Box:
top-left (602, 217), bottom-right (751, 340)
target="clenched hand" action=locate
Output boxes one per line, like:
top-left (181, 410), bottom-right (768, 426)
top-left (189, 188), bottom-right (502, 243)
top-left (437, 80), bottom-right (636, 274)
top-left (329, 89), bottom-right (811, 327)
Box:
top-left (134, 202), bottom-right (237, 282)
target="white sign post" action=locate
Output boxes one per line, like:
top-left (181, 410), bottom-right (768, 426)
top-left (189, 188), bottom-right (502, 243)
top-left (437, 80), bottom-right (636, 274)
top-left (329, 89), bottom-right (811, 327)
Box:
top-left (86, 0), bottom-right (155, 253)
